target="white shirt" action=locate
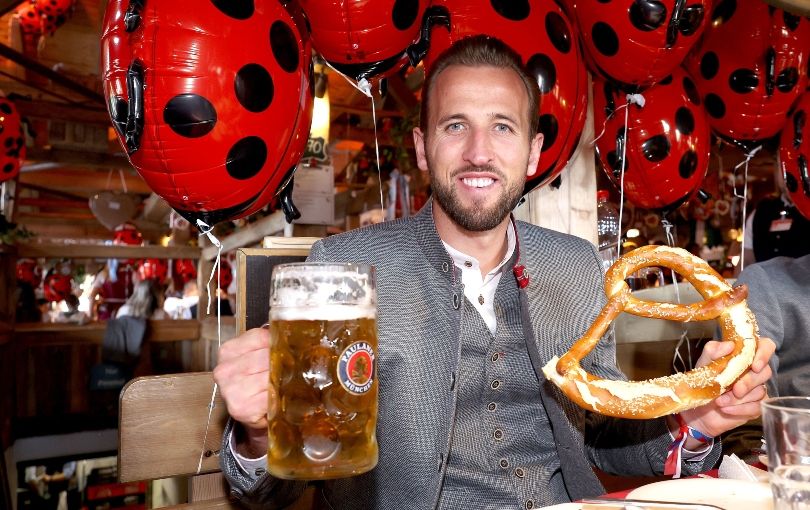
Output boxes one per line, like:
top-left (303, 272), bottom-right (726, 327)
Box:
top-left (441, 222), bottom-right (517, 336)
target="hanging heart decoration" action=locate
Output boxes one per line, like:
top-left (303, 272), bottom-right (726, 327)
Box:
top-left (89, 191), bottom-right (139, 230)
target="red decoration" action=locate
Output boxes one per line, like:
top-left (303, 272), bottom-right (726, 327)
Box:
top-left (573, 0), bottom-right (710, 88)
top-left (423, 0), bottom-right (587, 193)
top-left (780, 93), bottom-right (810, 220)
top-left (217, 259), bottom-right (233, 291)
top-left (43, 272), bottom-right (72, 302)
top-left (0, 96), bottom-right (26, 184)
top-left (173, 258), bottom-right (197, 284)
top-left (113, 222), bottom-right (142, 246)
top-left (33, 0), bottom-right (72, 17)
top-left (101, 0), bottom-right (313, 226)
top-left (15, 3), bottom-right (42, 36)
top-left (592, 69), bottom-right (711, 211)
top-left (298, 0), bottom-right (428, 81)
top-left (16, 258), bottom-right (41, 287)
top-left (138, 258), bottom-right (168, 282)
top-left (684, 1), bottom-right (810, 142)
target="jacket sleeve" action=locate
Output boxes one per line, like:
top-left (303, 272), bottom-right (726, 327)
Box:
top-left (219, 419), bottom-right (309, 509)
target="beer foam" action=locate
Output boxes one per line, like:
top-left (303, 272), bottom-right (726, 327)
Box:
top-left (271, 264), bottom-right (376, 312)
top-left (271, 305), bottom-right (376, 321)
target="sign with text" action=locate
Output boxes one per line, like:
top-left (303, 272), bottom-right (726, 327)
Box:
top-left (293, 164), bottom-right (334, 225)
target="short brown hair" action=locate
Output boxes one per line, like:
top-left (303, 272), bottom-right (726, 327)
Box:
top-left (419, 35), bottom-right (540, 140)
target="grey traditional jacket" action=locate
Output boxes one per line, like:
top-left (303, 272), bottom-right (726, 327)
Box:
top-left (221, 200), bottom-right (721, 509)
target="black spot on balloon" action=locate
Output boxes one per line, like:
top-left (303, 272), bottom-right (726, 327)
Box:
top-left (597, 0), bottom-right (610, 2)
top-left (607, 150), bottom-right (629, 173)
top-left (211, 0), bottom-right (254, 20)
top-left (711, 0), bottom-right (736, 24)
top-left (785, 171), bottom-right (798, 193)
top-left (768, 5), bottom-right (777, 16)
top-left (537, 114), bottom-right (558, 150)
top-left (683, 76), bottom-right (701, 105)
top-left (0, 103), bottom-right (11, 115)
top-left (392, 0), bottom-right (419, 30)
top-left (270, 21), bottom-right (299, 73)
top-left (592, 22), bottom-right (619, 56)
top-left (729, 68), bottom-right (759, 94)
top-left (642, 134), bottom-right (670, 162)
top-left (679, 5), bottom-right (705, 35)
top-left (526, 53), bottom-right (556, 94)
top-left (777, 67), bottom-right (799, 93)
top-left (234, 64), bottom-right (274, 113)
top-left (700, 51), bottom-right (719, 80)
top-left (545, 11), bottom-right (571, 54)
top-left (704, 93), bottom-right (726, 118)
top-left (2, 163), bottom-right (13, 173)
top-left (109, 96), bottom-right (128, 139)
top-left (629, 0), bottom-right (667, 31)
top-left (675, 107), bottom-right (695, 135)
top-left (226, 136), bottom-right (267, 180)
top-left (784, 11), bottom-right (801, 31)
top-left (4, 138), bottom-right (12, 148)
top-left (490, 0), bottom-right (530, 21)
top-left (659, 74), bottom-right (673, 85)
top-left (164, 94), bottom-right (217, 138)
top-left (679, 150), bottom-right (699, 178)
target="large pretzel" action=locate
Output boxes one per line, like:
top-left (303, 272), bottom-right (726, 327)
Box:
top-left (542, 245), bottom-right (759, 419)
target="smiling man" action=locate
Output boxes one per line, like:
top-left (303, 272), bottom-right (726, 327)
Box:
top-left (214, 35), bottom-right (774, 509)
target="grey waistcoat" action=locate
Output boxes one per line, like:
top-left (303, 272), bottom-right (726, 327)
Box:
top-left (220, 200), bottom-right (721, 510)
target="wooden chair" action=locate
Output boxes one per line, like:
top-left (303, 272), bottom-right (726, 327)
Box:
top-left (118, 241), bottom-right (316, 509)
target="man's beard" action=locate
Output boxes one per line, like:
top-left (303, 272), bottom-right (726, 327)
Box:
top-left (430, 163), bottom-right (525, 232)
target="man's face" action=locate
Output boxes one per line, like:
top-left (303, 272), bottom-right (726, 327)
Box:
top-left (414, 65), bottom-right (543, 232)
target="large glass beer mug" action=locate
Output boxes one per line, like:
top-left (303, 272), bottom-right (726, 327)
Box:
top-left (267, 263), bottom-right (378, 479)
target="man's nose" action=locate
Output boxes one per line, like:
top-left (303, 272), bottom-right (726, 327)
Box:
top-left (462, 128), bottom-right (494, 167)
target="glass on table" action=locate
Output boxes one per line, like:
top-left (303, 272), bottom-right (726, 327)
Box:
top-left (763, 396), bottom-right (810, 509)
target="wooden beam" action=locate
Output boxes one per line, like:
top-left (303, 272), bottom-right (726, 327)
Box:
top-left (19, 197), bottom-right (89, 209)
top-left (15, 100), bottom-right (111, 124)
top-left (19, 166), bottom-right (152, 195)
top-left (17, 211), bottom-right (96, 220)
top-left (0, 42), bottom-right (106, 104)
top-left (330, 123), bottom-right (412, 148)
top-left (14, 320), bottom-right (201, 347)
top-left (18, 182), bottom-right (90, 202)
top-left (24, 147), bottom-right (131, 170)
top-left (201, 210), bottom-right (286, 260)
top-left (331, 103), bottom-right (403, 118)
top-left (17, 243), bottom-right (200, 259)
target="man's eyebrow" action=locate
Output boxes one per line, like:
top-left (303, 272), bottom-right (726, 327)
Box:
top-left (436, 113), bottom-right (468, 125)
top-left (490, 112), bottom-right (519, 124)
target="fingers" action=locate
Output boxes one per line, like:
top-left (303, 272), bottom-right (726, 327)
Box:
top-left (218, 328), bottom-right (270, 362)
top-left (695, 340), bottom-right (734, 367)
top-left (751, 336), bottom-right (776, 373)
top-left (716, 382), bottom-right (768, 408)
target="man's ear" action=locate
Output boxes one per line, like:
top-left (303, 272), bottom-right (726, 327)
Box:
top-left (526, 132), bottom-right (544, 177)
top-left (413, 127), bottom-right (429, 173)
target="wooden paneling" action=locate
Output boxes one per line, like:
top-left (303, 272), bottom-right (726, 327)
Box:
top-left (17, 242), bottom-right (200, 260)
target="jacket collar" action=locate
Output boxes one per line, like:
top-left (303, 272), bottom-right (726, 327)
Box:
top-left (412, 199), bottom-right (529, 289)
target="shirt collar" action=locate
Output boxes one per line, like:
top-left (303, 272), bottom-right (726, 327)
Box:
top-left (442, 220), bottom-right (517, 278)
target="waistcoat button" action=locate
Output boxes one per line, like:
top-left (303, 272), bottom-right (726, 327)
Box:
top-left (525, 500), bottom-right (534, 509)
top-left (491, 352), bottom-right (499, 362)
top-left (452, 293), bottom-right (460, 309)
top-left (491, 380), bottom-right (501, 390)
top-left (514, 467), bottom-right (525, 478)
top-left (493, 429), bottom-right (503, 440)
top-left (442, 261), bottom-right (449, 272)
top-left (487, 402), bottom-right (497, 412)
top-left (499, 458), bottom-right (509, 469)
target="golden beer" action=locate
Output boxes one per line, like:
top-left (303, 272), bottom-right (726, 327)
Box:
top-left (267, 264), bottom-right (378, 480)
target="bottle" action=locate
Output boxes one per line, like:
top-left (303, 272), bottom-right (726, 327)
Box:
top-left (596, 190), bottom-right (620, 272)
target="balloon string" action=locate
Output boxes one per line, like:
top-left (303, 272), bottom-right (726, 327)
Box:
top-left (195, 219), bottom-right (223, 474)
top-left (591, 103), bottom-right (629, 146)
top-left (118, 169), bottom-right (128, 193)
top-left (322, 62), bottom-right (386, 211)
top-left (733, 145), bottom-right (761, 273)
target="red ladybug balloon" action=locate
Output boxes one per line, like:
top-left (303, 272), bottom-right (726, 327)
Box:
top-left (573, 0), bottom-right (710, 88)
top-left (217, 259), bottom-right (233, 291)
top-left (173, 258), bottom-right (197, 283)
top-left (101, 0), bottom-right (313, 226)
top-left (113, 222), bottom-right (142, 246)
top-left (298, 0), bottom-right (428, 82)
top-left (15, 3), bottom-right (42, 36)
top-left (0, 96), bottom-right (26, 184)
top-left (40, 13), bottom-right (69, 35)
top-left (138, 258), bottom-right (169, 282)
top-left (684, 1), bottom-right (810, 142)
top-left (593, 70), bottom-right (711, 210)
top-left (43, 272), bottom-right (72, 302)
top-left (423, 0), bottom-right (588, 192)
top-left (780, 93), bottom-right (810, 220)
top-left (33, 0), bottom-right (72, 17)
top-left (16, 258), bottom-right (41, 287)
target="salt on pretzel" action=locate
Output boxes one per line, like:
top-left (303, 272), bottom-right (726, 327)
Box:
top-left (542, 245), bottom-right (759, 419)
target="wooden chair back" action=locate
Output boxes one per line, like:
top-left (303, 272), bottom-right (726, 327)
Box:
top-left (117, 240), bottom-right (317, 508)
